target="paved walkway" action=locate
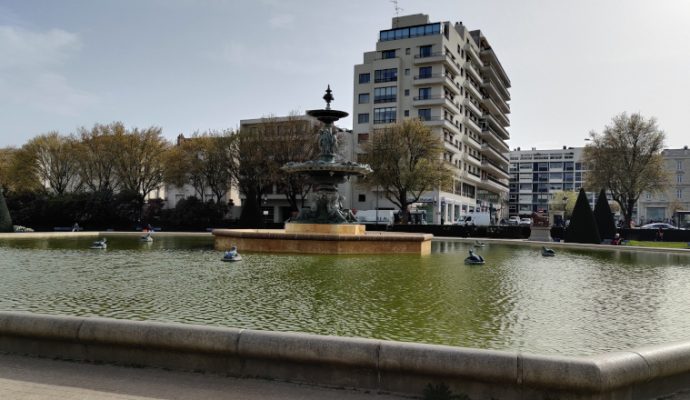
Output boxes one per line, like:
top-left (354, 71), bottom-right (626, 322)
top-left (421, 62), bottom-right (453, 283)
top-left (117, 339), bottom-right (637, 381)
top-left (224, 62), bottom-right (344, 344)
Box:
top-left (0, 353), bottom-right (406, 400)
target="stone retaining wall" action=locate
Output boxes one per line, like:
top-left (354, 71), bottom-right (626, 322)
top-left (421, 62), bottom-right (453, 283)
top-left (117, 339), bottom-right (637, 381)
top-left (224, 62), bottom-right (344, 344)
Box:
top-left (0, 312), bottom-right (689, 399)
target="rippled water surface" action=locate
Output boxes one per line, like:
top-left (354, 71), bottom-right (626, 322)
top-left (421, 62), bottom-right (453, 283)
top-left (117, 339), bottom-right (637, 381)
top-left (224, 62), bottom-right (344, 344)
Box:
top-left (1, 235), bottom-right (690, 355)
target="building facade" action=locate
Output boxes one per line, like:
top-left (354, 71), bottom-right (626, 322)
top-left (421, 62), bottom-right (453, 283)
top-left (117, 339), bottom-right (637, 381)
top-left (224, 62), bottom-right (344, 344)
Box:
top-left (508, 147), bottom-right (595, 218)
top-left (637, 146), bottom-right (690, 224)
top-left (351, 14), bottom-right (511, 224)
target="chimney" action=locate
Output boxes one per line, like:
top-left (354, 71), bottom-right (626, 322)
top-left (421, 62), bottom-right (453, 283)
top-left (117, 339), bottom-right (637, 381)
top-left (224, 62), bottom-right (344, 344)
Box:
top-left (563, 145), bottom-right (566, 150)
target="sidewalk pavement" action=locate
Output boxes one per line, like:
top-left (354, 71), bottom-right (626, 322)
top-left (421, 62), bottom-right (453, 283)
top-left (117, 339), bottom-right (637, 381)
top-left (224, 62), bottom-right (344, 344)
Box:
top-left (0, 353), bottom-right (406, 400)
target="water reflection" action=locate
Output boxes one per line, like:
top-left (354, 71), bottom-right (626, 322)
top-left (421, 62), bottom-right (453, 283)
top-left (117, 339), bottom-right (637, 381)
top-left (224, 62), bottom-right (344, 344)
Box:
top-left (0, 236), bottom-right (689, 356)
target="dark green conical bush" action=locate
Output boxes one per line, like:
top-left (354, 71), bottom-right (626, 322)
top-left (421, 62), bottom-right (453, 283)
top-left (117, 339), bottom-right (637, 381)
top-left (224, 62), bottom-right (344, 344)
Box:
top-left (593, 188), bottom-right (616, 240)
top-left (564, 188), bottom-right (601, 244)
top-left (0, 186), bottom-right (13, 232)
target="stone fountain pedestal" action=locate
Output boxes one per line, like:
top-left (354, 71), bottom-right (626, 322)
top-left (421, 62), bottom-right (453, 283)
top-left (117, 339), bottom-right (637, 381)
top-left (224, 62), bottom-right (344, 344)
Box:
top-left (213, 228), bottom-right (432, 255)
top-left (212, 87), bottom-right (432, 255)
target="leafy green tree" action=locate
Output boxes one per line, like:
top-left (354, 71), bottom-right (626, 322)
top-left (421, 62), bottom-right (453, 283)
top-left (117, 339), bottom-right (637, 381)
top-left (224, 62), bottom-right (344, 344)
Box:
top-left (564, 188), bottom-right (601, 244)
top-left (548, 190), bottom-right (578, 219)
top-left (360, 119), bottom-right (452, 224)
top-left (583, 113), bottom-right (667, 228)
top-left (593, 188), bottom-right (616, 240)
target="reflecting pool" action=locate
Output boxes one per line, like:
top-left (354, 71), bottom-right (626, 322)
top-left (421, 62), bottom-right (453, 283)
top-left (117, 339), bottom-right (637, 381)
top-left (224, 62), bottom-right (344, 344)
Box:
top-left (1, 235), bottom-right (689, 356)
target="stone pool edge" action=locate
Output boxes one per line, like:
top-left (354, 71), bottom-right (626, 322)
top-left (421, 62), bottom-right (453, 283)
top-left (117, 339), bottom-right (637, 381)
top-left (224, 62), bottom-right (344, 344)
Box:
top-left (0, 311), bottom-right (688, 399)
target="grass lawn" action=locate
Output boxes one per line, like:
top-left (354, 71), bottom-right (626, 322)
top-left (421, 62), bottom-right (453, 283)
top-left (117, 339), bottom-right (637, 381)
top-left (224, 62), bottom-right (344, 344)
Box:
top-left (625, 240), bottom-right (690, 249)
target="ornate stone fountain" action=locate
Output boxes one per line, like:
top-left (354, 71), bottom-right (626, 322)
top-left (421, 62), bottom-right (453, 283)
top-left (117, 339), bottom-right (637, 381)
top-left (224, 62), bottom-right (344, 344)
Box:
top-left (212, 87), bottom-right (432, 254)
top-left (281, 86), bottom-right (372, 232)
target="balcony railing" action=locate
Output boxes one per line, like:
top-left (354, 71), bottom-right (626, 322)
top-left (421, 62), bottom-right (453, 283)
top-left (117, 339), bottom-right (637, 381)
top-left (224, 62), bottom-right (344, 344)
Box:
top-left (374, 96), bottom-right (397, 104)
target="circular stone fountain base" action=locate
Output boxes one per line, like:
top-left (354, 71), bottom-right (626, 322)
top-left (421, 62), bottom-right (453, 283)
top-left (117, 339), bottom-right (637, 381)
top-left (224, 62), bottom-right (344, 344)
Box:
top-left (284, 222), bottom-right (365, 235)
top-left (212, 227), bottom-right (432, 255)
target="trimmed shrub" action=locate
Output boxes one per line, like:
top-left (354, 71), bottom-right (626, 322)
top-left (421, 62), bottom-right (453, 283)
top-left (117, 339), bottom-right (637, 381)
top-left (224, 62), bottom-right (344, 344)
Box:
top-left (0, 186), bottom-right (12, 232)
top-left (593, 188), bottom-right (616, 240)
top-left (564, 188), bottom-right (601, 244)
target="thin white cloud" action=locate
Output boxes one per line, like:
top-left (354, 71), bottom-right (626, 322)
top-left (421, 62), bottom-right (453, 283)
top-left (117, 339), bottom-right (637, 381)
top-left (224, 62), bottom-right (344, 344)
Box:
top-left (0, 26), bottom-right (81, 70)
top-left (10, 72), bottom-right (98, 116)
top-left (268, 14), bottom-right (295, 29)
top-left (0, 25), bottom-right (96, 117)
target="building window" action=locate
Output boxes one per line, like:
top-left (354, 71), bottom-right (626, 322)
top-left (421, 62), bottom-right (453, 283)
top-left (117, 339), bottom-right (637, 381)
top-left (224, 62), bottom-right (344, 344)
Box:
top-left (405, 48), bottom-right (410, 55)
top-left (678, 189), bottom-right (683, 199)
top-left (678, 160), bottom-right (683, 171)
top-left (418, 66), bottom-right (432, 79)
top-left (358, 194), bottom-right (366, 202)
top-left (678, 174), bottom-right (683, 184)
top-left (374, 68), bottom-right (397, 83)
top-left (357, 133), bottom-right (369, 143)
top-left (418, 45), bottom-right (433, 58)
top-left (379, 22), bottom-right (441, 41)
top-left (418, 108), bottom-right (432, 121)
top-left (404, 89), bottom-right (409, 96)
top-left (404, 110), bottom-right (409, 117)
top-left (374, 86), bottom-right (397, 103)
top-left (357, 113), bottom-right (369, 124)
top-left (646, 192), bottom-right (652, 200)
top-left (417, 87), bottom-right (431, 100)
top-left (404, 68), bottom-right (410, 76)
top-left (358, 93), bottom-right (370, 104)
top-left (381, 49), bottom-right (396, 59)
top-left (374, 107), bottom-right (396, 124)
top-left (358, 73), bottom-right (370, 84)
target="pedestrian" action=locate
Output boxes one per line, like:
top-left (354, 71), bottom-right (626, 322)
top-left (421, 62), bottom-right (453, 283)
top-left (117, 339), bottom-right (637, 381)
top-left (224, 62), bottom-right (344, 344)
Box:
top-left (655, 228), bottom-right (664, 242)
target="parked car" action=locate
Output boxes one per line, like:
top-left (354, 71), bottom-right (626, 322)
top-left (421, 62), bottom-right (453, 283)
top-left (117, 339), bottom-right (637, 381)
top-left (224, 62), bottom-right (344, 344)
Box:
top-left (519, 218), bottom-right (532, 226)
top-left (639, 223), bottom-right (683, 230)
top-left (507, 216), bottom-right (520, 226)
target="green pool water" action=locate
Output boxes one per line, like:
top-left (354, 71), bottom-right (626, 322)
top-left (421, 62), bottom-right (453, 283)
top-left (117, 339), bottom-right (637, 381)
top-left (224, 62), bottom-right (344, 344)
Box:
top-left (1, 235), bottom-right (689, 356)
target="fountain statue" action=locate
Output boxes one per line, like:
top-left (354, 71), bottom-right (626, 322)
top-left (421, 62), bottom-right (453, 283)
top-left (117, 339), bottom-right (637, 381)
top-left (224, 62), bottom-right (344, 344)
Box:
top-left (281, 86), bottom-right (372, 225)
top-left (212, 86), bottom-right (432, 254)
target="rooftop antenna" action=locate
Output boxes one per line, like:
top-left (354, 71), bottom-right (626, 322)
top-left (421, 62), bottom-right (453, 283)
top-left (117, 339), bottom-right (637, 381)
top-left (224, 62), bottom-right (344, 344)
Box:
top-left (391, 0), bottom-right (403, 27)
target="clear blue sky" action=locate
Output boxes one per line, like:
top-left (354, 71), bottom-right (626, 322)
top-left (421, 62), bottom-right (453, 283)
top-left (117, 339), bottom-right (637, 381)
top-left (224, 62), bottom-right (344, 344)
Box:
top-left (1, 0), bottom-right (689, 149)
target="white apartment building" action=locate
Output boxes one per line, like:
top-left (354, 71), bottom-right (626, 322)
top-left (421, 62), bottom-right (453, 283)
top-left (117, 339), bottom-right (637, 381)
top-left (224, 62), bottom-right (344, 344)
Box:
top-left (637, 146), bottom-right (690, 224)
top-left (508, 147), bottom-right (595, 220)
top-left (351, 14), bottom-right (511, 224)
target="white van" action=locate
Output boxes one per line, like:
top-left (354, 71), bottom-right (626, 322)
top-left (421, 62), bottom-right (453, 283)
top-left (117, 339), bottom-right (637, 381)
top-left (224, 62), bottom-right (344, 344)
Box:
top-left (455, 212), bottom-right (491, 226)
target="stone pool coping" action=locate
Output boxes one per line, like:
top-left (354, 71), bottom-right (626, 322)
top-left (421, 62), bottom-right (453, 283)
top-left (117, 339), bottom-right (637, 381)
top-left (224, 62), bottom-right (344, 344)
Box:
top-left (1, 231), bottom-right (688, 255)
top-left (438, 236), bottom-right (690, 255)
top-left (0, 312), bottom-right (689, 399)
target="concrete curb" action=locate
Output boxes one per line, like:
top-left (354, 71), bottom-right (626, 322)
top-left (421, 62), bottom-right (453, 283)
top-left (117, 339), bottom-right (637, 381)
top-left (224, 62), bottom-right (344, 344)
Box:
top-left (0, 312), bottom-right (689, 399)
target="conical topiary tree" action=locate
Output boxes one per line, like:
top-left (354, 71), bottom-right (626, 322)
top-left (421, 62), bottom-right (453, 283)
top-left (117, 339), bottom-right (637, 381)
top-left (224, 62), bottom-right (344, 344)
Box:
top-left (0, 186), bottom-right (12, 232)
top-left (564, 188), bottom-right (601, 244)
top-left (593, 188), bottom-right (616, 240)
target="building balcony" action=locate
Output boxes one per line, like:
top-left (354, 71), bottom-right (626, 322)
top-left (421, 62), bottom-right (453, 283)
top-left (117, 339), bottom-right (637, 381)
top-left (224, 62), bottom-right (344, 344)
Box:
top-left (480, 125), bottom-right (510, 152)
top-left (413, 73), bottom-right (449, 86)
top-left (481, 80), bottom-right (510, 113)
top-left (464, 116), bottom-right (482, 134)
top-left (413, 52), bottom-right (462, 76)
top-left (465, 61), bottom-right (482, 83)
top-left (479, 48), bottom-right (511, 88)
top-left (423, 117), bottom-right (461, 135)
top-left (464, 80), bottom-right (482, 100)
top-left (463, 97), bottom-right (482, 116)
top-left (481, 143), bottom-right (510, 165)
top-left (465, 134), bottom-right (482, 151)
top-left (481, 159), bottom-right (510, 180)
top-left (464, 43), bottom-right (482, 66)
top-left (481, 65), bottom-right (511, 100)
top-left (466, 152), bottom-right (482, 167)
top-left (465, 169), bottom-right (482, 183)
top-left (412, 94), bottom-right (454, 109)
top-left (480, 115), bottom-right (510, 138)
top-left (480, 175), bottom-right (510, 193)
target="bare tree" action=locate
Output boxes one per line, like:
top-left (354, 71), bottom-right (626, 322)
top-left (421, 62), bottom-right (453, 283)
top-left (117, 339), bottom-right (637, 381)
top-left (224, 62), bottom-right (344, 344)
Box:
top-left (17, 132), bottom-right (82, 195)
top-left (257, 115), bottom-right (320, 212)
top-left (76, 122), bottom-right (123, 193)
top-left (164, 131), bottom-right (237, 205)
top-left (359, 119), bottom-right (453, 224)
top-left (111, 126), bottom-right (169, 206)
top-left (583, 112), bottom-right (668, 228)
